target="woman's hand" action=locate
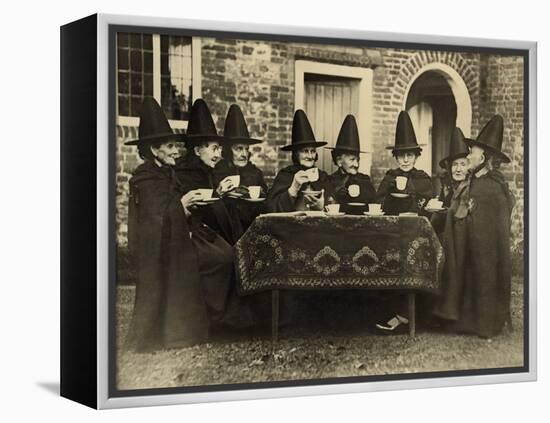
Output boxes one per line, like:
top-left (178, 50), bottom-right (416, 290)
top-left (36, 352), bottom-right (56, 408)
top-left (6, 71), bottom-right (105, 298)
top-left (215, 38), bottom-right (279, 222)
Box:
top-left (216, 176), bottom-right (236, 196)
top-left (180, 190), bottom-right (202, 211)
top-left (288, 170), bottom-right (310, 197)
top-left (303, 189), bottom-right (325, 210)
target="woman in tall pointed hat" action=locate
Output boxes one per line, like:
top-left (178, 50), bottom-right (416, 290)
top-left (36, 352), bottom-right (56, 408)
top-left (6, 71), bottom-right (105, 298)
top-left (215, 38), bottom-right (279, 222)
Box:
top-left (326, 114), bottom-right (376, 214)
top-left (430, 127), bottom-right (471, 234)
top-left (214, 104), bottom-right (268, 232)
top-left (434, 114), bottom-right (515, 337)
top-left (125, 97), bottom-right (211, 352)
top-left (267, 109), bottom-right (334, 212)
top-left (375, 111), bottom-right (434, 334)
top-left (175, 98), bottom-right (255, 330)
top-left (175, 98), bottom-right (244, 245)
top-left (375, 110), bottom-right (434, 216)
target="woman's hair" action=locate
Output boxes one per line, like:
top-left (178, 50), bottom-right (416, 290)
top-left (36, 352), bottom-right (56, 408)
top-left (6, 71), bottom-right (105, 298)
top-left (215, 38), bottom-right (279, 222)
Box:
top-left (137, 141), bottom-right (162, 161)
top-left (291, 149), bottom-right (319, 166)
top-left (392, 149), bottom-right (421, 159)
top-left (222, 143), bottom-right (233, 162)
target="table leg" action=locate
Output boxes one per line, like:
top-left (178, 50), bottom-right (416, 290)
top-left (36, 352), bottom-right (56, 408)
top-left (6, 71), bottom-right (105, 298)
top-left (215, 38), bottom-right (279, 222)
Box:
top-left (272, 289), bottom-right (279, 342)
top-left (408, 292), bottom-right (416, 337)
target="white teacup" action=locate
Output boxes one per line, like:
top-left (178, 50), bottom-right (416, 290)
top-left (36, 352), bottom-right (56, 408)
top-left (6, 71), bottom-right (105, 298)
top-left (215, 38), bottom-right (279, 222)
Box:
top-left (348, 184), bottom-right (360, 198)
top-left (306, 168), bottom-right (319, 182)
top-left (227, 175), bottom-right (240, 187)
top-left (197, 188), bottom-right (213, 200)
top-left (368, 203), bottom-right (382, 214)
top-left (326, 204), bottom-right (340, 214)
top-left (427, 198), bottom-right (444, 209)
top-left (248, 186), bottom-right (261, 199)
top-left (395, 176), bottom-right (408, 191)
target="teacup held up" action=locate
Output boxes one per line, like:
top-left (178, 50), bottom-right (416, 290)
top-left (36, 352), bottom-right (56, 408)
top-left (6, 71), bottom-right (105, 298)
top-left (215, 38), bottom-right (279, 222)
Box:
top-left (248, 186), bottom-right (261, 199)
top-left (348, 184), bottom-right (360, 198)
top-left (395, 176), bottom-right (408, 191)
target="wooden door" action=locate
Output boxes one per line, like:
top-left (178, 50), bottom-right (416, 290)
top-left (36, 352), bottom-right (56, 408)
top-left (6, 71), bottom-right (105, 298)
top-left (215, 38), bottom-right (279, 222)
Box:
top-left (407, 101), bottom-right (433, 175)
top-left (304, 77), bottom-right (360, 175)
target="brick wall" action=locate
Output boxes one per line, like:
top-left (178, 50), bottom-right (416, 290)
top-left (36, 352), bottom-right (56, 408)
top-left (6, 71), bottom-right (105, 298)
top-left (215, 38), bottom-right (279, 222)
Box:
top-left (478, 55), bottom-right (525, 252)
top-left (115, 37), bottom-right (525, 252)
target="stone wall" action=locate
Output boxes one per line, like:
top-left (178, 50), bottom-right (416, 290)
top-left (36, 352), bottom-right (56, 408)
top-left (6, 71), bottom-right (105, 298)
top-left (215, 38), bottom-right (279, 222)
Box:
top-left (115, 37), bottom-right (525, 252)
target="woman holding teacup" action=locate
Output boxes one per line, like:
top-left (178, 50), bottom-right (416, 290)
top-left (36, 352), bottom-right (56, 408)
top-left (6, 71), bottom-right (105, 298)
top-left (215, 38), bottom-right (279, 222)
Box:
top-left (214, 104), bottom-right (268, 232)
top-left (326, 115), bottom-right (376, 215)
top-left (433, 116), bottom-right (514, 338)
top-left (375, 111), bottom-right (434, 334)
top-left (125, 98), bottom-right (242, 352)
top-left (267, 109), bottom-right (334, 212)
top-left (175, 99), bottom-right (256, 330)
top-left (376, 111), bottom-right (433, 216)
top-left (429, 127), bottom-right (471, 234)
top-left (176, 99), bottom-right (245, 245)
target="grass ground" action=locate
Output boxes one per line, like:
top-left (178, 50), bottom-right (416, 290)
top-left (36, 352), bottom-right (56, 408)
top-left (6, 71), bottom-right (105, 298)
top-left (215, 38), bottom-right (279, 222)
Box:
top-left (116, 278), bottom-right (524, 390)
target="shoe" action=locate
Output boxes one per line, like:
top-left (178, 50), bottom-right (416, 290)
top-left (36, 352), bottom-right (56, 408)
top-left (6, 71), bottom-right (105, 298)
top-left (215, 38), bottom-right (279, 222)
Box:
top-left (375, 314), bottom-right (409, 334)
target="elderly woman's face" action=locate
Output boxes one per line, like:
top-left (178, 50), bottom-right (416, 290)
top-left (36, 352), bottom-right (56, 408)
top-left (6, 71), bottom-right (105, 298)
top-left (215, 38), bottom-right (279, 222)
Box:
top-left (297, 147), bottom-right (317, 168)
top-left (337, 153), bottom-right (360, 175)
top-left (195, 141), bottom-right (222, 168)
top-left (467, 145), bottom-right (485, 169)
top-left (395, 151), bottom-right (417, 172)
top-left (151, 142), bottom-right (181, 166)
top-left (231, 143), bottom-right (250, 168)
top-left (451, 157), bottom-right (469, 181)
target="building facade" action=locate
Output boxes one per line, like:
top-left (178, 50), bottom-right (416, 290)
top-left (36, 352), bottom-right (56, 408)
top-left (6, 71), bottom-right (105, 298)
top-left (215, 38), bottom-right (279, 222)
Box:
top-left (115, 34), bottom-right (525, 258)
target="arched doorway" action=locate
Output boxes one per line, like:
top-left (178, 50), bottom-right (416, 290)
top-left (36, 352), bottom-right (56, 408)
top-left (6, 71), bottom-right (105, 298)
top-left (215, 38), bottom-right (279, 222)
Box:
top-left (403, 63), bottom-right (472, 181)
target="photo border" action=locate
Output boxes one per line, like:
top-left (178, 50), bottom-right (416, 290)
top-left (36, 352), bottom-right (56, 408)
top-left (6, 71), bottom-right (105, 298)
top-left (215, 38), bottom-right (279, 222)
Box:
top-left (96, 14), bottom-right (537, 409)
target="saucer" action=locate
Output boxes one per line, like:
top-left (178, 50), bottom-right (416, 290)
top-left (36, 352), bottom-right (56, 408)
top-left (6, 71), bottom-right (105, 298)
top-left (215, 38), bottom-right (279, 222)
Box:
top-left (196, 197), bottom-right (220, 205)
top-left (347, 202), bottom-right (366, 206)
top-left (325, 212), bottom-right (345, 216)
top-left (304, 211), bottom-right (325, 217)
top-left (391, 193), bottom-right (409, 198)
top-left (425, 207), bottom-right (447, 213)
top-left (364, 211), bottom-right (384, 216)
top-left (227, 191), bottom-right (244, 198)
top-left (399, 212), bottom-right (418, 217)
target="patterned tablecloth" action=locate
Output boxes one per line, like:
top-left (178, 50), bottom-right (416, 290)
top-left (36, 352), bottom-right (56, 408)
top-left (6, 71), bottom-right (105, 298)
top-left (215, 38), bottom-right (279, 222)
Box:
top-left (235, 214), bottom-right (444, 294)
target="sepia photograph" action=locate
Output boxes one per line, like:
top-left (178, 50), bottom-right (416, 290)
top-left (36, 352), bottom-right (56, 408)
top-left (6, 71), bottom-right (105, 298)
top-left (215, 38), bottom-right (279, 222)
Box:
top-left (111, 26), bottom-right (528, 394)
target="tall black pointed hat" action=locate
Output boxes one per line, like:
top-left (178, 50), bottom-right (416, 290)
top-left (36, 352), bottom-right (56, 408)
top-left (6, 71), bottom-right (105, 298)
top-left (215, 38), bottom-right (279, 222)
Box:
top-left (185, 98), bottom-right (225, 144)
top-left (281, 109), bottom-right (327, 151)
top-left (325, 115), bottom-right (368, 154)
top-left (386, 111), bottom-right (422, 154)
top-left (223, 104), bottom-right (263, 145)
top-left (124, 97), bottom-right (187, 146)
top-left (439, 127), bottom-right (471, 169)
top-left (465, 114), bottom-right (510, 163)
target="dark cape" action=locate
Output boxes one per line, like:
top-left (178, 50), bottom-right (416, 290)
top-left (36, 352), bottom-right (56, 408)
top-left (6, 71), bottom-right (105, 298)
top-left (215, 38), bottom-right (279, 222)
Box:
top-left (376, 168), bottom-right (434, 215)
top-left (434, 169), bottom-right (514, 338)
top-left (266, 164), bottom-right (334, 212)
top-left (430, 173), bottom-right (461, 235)
top-left (214, 160), bottom-right (268, 232)
top-left (126, 161), bottom-right (210, 352)
top-left (329, 168), bottom-right (376, 213)
top-left (175, 156), bottom-right (244, 244)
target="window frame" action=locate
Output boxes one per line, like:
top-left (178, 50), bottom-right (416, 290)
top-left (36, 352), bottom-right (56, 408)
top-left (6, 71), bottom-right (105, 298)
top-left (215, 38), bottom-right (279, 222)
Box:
top-left (116, 35), bottom-right (201, 130)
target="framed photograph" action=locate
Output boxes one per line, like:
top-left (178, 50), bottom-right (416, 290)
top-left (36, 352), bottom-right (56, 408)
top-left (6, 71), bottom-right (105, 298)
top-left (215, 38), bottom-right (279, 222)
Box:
top-left (60, 13), bottom-right (537, 409)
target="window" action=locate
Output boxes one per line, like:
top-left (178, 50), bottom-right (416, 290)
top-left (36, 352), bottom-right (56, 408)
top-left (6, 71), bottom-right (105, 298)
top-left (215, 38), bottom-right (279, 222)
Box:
top-left (117, 33), bottom-right (154, 117)
top-left (116, 32), bottom-right (200, 125)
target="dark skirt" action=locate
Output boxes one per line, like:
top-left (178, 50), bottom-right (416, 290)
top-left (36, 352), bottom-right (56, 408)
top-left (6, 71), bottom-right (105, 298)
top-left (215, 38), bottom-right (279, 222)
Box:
top-left (191, 226), bottom-right (233, 319)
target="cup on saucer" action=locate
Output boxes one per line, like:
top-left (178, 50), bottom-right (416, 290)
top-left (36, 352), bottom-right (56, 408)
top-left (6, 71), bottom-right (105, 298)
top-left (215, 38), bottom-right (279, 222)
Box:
top-left (325, 204), bottom-right (340, 215)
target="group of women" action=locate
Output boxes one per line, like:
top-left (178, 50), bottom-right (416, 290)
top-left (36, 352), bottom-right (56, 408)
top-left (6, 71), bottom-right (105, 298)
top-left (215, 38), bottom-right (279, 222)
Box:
top-left (124, 96), bottom-right (514, 352)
